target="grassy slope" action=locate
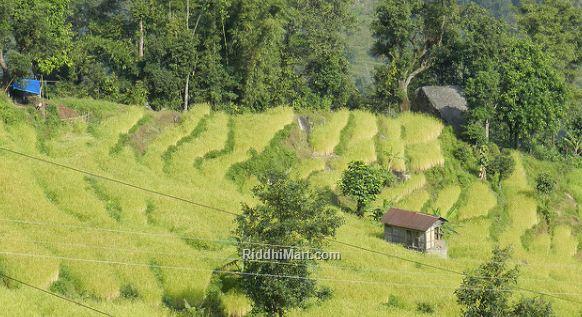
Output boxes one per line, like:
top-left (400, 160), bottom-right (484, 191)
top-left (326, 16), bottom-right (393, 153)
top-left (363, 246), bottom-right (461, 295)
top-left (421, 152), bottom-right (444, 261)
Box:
top-left (0, 96), bottom-right (580, 316)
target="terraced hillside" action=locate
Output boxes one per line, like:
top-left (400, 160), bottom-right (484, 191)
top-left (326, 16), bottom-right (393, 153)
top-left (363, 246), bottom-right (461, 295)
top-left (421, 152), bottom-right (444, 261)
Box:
top-left (0, 96), bottom-right (581, 316)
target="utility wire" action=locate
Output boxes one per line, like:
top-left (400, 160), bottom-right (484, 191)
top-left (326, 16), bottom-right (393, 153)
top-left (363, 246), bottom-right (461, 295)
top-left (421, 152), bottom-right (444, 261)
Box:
top-left (0, 237), bottom-right (564, 285)
top-left (0, 218), bottom-right (335, 252)
top-left (2, 217), bottom-right (579, 269)
top-left (2, 250), bottom-right (581, 297)
top-left (329, 240), bottom-right (582, 304)
top-left (1, 147), bottom-right (581, 304)
top-left (0, 272), bottom-right (113, 316)
top-left (0, 146), bottom-right (237, 217)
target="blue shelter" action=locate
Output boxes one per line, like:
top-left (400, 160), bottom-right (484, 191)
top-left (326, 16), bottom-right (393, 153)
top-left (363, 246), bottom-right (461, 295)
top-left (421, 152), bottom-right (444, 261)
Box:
top-left (11, 79), bottom-right (42, 96)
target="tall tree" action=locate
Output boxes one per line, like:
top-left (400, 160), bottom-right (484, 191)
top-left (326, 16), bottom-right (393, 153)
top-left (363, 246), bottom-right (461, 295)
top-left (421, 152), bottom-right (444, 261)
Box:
top-left (0, 0), bottom-right (72, 85)
top-left (235, 175), bottom-right (343, 316)
top-left (456, 246), bottom-right (554, 317)
top-left (371, 0), bottom-right (458, 111)
top-left (517, 0), bottom-right (581, 82)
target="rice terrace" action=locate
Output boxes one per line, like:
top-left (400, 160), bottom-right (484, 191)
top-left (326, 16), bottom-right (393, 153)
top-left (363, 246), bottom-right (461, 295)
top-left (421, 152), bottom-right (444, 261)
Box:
top-left (0, 0), bottom-right (581, 316)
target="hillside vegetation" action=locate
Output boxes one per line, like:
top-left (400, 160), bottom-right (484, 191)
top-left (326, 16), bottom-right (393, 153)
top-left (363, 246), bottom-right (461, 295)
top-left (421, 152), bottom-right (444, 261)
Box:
top-left (0, 96), bottom-right (581, 316)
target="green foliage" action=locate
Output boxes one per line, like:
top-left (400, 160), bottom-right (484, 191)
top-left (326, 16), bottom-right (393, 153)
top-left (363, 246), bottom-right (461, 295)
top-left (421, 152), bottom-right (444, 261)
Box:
top-left (535, 172), bottom-right (556, 195)
top-left (0, 0), bottom-right (72, 83)
top-left (235, 175), bottom-right (343, 316)
top-left (416, 302), bottom-right (435, 314)
top-left (455, 247), bottom-right (519, 317)
top-left (384, 294), bottom-right (405, 309)
top-left (227, 124), bottom-right (299, 190)
top-left (487, 150), bottom-right (515, 181)
top-left (517, 0), bottom-right (581, 82)
top-left (371, 0), bottom-right (459, 111)
top-left (512, 297), bottom-right (554, 317)
top-left (339, 161), bottom-right (386, 216)
top-left (0, 93), bottom-right (26, 124)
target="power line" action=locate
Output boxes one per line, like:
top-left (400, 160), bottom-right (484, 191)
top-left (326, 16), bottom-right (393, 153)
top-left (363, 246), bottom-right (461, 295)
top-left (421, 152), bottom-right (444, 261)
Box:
top-left (0, 272), bottom-right (113, 316)
top-left (0, 218), bottom-right (336, 252)
top-left (0, 146), bottom-right (237, 217)
top-left (2, 250), bottom-right (581, 297)
top-left (329, 240), bottom-right (582, 304)
top-left (1, 147), bottom-right (580, 304)
top-left (1, 237), bottom-right (565, 285)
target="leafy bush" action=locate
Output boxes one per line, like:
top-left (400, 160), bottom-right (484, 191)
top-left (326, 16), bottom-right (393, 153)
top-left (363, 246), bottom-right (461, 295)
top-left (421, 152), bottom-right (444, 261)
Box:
top-left (120, 284), bottom-right (140, 300)
top-left (488, 151), bottom-right (515, 180)
top-left (512, 297), bottom-right (553, 317)
top-left (416, 302), bottom-right (435, 314)
top-left (384, 294), bottom-right (405, 308)
top-left (339, 161), bottom-right (385, 217)
top-left (536, 172), bottom-right (556, 194)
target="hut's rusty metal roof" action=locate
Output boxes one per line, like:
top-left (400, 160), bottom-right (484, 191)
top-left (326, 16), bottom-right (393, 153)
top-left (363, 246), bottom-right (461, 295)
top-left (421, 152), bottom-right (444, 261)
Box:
top-left (381, 208), bottom-right (446, 231)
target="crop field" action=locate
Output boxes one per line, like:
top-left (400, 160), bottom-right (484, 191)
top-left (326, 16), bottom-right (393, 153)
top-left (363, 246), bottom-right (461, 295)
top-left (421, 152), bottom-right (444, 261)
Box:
top-left (0, 96), bottom-right (580, 316)
top-left (432, 185), bottom-right (461, 216)
top-left (457, 182), bottom-right (497, 220)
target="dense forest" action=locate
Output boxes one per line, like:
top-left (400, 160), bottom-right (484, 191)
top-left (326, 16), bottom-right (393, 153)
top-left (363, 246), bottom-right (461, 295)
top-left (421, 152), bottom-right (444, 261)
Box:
top-left (0, 0), bottom-right (580, 154)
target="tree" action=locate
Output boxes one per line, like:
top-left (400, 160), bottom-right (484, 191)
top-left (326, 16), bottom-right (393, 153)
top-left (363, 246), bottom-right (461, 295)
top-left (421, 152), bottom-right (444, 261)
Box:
top-left (0, 0), bottom-right (72, 85)
top-left (495, 39), bottom-right (566, 148)
top-left (371, 0), bottom-right (458, 111)
top-left (339, 161), bottom-right (385, 217)
top-left (517, 0), bottom-right (581, 82)
top-left (512, 297), bottom-right (554, 317)
top-left (455, 247), bottom-right (519, 316)
top-left (235, 174), bottom-right (343, 316)
top-left (455, 246), bottom-right (555, 317)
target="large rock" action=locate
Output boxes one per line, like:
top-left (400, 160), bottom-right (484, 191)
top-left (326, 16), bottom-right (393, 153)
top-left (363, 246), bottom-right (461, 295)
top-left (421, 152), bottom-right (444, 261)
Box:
top-left (413, 86), bottom-right (468, 130)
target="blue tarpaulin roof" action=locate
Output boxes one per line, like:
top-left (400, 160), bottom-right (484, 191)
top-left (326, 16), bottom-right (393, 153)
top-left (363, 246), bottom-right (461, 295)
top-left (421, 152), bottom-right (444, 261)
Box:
top-left (11, 79), bottom-right (42, 95)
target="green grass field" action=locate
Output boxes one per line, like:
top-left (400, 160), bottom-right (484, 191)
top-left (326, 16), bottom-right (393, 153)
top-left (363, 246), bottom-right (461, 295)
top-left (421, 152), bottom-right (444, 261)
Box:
top-left (0, 96), bottom-right (580, 316)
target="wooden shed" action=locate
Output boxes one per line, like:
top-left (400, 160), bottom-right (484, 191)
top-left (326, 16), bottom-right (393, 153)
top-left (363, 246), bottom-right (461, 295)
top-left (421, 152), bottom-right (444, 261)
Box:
top-left (381, 208), bottom-right (448, 256)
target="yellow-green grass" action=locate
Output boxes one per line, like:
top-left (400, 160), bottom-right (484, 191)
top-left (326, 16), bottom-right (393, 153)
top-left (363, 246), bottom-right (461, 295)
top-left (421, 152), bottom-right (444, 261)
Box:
top-left (309, 110), bottom-right (350, 155)
top-left (165, 112), bottom-right (230, 180)
top-left (529, 232), bottom-right (552, 257)
top-left (221, 291), bottom-right (253, 317)
top-left (374, 174), bottom-right (427, 206)
top-left (457, 182), bottom-right (497, 220)
top-left (1, 97), bottom-right (581, 316)
top-left (294, 157), bottom-right (327, 179)
top-left (395, 189), bottom-right (430, 211)
top-left (376, 116), bottom-right (406, 171)
top-left (198, 107), bottom-right (294, 178)
top-left (142, 105), bottom-right (211, 172)
top-left (551, 226), bottom-right (578, 258)
top-left (339, 110), bottom-right (378, 164)
top-left (432, 185), bottom-right (461, 216)
top-left (499, 153), bottom-right (539, 251)
top-left (0, 287), bottom-right (173, 316)
top-left (405, 139), bottom-right (444, 171)
top-left (448, 218), bottom-right (494, 261)
top-left (400, 112), bottom-right (443, 145)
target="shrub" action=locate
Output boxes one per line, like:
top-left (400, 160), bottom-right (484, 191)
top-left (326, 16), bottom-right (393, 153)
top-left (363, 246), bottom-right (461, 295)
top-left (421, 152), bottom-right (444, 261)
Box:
top-left (339, 161), bottom-right (385, 217)
top-left (120, 284), bottom-right (140, 300)
top-left (512, 297), bottom-right (553, 317)
top-left (384, 294), bottom-right (405, 308)
top-left (416, 302), bottom-right (435, 314)
top-left (536, 172), bottom-right (556, 195)
top-left (463, 122), bottom-right (487, 145)
top-left (488, 151), bottom-right (515, 180)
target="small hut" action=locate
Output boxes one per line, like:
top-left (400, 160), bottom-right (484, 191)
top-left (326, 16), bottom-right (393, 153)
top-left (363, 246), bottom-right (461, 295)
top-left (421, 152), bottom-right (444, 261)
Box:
top-left (381, 208), bottom-right (447, 256)
top-left (413, 85), bottom-right (467, 130)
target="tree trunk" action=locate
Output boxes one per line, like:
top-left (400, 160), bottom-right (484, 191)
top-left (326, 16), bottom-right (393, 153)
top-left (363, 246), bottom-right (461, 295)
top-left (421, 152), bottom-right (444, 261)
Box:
top-left (0, 48), bottom-right (9, 84)
top-left (138, 20), bottom-right (144, 58)
top-left (485, 119), bottom-right (490, 141)
top-left (186, 0), bottom-right (189, 29)
top-left (184, 72), bottom-right (190, 112)
top-left (398, 80), bottom-right (411, 112)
